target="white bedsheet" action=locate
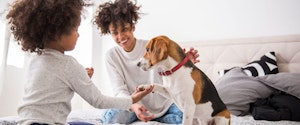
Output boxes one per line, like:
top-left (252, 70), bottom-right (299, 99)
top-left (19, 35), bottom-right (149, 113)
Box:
top-left (2, 109), bottom-right (300, 125)
top-left (67, 109), bottom-right (300, 125)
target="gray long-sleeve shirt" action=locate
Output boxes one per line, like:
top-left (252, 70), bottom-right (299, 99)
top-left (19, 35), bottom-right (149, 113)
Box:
top-left (18, 49), bottom-right (132, 125)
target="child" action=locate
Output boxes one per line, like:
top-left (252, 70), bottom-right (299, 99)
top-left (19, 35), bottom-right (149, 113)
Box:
top-left (6, 0), bottom-right (153, 125)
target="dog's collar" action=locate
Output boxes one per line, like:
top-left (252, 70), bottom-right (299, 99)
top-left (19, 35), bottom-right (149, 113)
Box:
top-left (158, 55), bottom-right (189, 76)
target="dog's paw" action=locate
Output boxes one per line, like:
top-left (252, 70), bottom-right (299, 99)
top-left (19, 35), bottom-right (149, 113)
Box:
top-left (137, 84), bottom-right (152, 91)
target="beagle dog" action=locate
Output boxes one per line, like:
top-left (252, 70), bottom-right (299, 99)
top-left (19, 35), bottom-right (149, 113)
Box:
top-left (137, 35), bottom-right (230, 125)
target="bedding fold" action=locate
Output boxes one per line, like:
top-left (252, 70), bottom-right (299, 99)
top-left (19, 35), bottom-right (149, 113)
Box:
top-left (216, 67), bottom-right (300, 117)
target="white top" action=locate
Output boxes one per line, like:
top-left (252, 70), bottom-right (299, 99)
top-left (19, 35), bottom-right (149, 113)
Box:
top-left (18, 49), bottom-right (132, 125)
top-left (105, 39), bottom-right (173, 118)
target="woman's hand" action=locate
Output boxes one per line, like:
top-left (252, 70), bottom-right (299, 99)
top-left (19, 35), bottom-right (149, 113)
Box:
top-left (130, 103), bottom-right (154, 122)
top-left (183, 47), bottom-right (200, 64)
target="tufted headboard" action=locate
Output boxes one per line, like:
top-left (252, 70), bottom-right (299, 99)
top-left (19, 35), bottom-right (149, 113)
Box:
top-left (179, 34), bottom-right (300, 84)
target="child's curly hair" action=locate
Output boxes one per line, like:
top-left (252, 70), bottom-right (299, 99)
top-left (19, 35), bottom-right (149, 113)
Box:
top-left (94, 0), bottom-right (141, 35)
top-left (6, 0), bottom-right (86, 54)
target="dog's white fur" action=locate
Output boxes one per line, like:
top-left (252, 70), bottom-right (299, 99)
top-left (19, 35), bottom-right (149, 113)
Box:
top-left (137, 37), bottom-right (230, 125)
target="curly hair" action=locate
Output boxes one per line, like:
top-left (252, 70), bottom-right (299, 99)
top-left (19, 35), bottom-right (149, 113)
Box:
top-left (6, 0), bottom-right (86, 54)
top-left (94, 0), bottom-right (141, 35)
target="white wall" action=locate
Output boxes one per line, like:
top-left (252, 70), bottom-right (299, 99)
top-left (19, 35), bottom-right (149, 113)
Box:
top-left (1, 0), bottom-right (300, 117)
top-left (133, 0), bottom-right (300, 41)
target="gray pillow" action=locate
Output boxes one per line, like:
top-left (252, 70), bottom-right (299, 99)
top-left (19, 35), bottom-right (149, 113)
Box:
top-left (216, 68), bottom-right (275, 116)
top-left (257, 73), bottom-right (300, 99)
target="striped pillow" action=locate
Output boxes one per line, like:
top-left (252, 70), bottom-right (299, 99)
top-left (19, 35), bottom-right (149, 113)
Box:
top-left (219, 52), bottom-right (278, 77)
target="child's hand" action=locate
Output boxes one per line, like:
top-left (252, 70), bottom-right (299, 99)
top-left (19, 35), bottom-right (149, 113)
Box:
top-left (131, 85), bottom-right (154, 104)
top-left (85, 67), bottom-right (94, 78)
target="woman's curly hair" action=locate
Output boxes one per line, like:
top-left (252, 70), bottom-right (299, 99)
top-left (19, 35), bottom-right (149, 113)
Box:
top-left (6, 0), bottom-right (86, 54)
top-left (94, 0), bottom-right (141, 35)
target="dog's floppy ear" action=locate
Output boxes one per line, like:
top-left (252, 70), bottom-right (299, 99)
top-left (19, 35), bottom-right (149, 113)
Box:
top-left (152, 37), bottom-right (168, 63)
top-left (144, 36), bottom-right (169, 65)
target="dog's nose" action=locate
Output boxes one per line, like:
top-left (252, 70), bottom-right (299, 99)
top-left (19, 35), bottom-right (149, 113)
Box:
top-left (137, 62), bottom-right (141, 67)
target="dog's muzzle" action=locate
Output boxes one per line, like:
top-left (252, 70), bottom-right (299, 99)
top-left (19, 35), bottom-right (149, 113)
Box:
top-left (137, 58), bottom-right (151, 71)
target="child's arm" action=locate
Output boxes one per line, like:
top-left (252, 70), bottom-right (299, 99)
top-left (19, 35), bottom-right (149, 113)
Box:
top-left (68, 60), bottom-right (153, 110)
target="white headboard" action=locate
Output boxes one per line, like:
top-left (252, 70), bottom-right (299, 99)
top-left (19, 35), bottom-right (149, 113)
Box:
top-left (179, 34), bottom-right (300, 83)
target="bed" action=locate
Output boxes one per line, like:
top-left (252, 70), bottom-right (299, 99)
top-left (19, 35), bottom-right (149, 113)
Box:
top-left (1, 34), bottom-right (300, 125)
